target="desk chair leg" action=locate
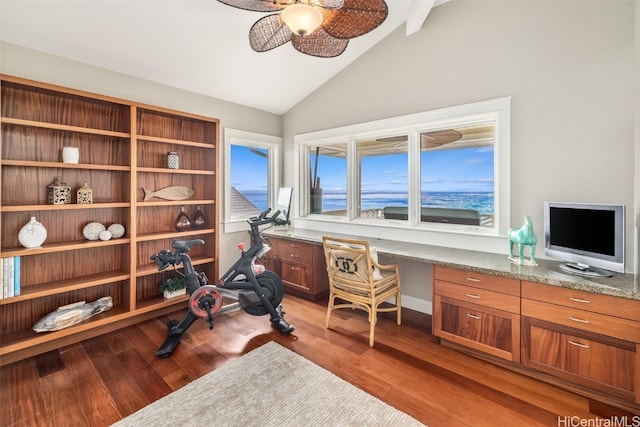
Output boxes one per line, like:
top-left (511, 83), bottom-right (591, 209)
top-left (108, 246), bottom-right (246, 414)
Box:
top-left (369, 309), bottom-right (377, 347)
top-left (325, 293), bottom-right (335, 329)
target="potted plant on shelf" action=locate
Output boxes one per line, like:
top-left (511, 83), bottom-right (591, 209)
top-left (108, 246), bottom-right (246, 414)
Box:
top-left (159, 276), bottom-right (187, 299)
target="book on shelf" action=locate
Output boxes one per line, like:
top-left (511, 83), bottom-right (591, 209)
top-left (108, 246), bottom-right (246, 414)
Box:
top-left (14, 256), bottom-right (20, 296)
top-left (3, 257), bottom-right (14, 298)
top-left (1, 256), bottom-right (20, 298)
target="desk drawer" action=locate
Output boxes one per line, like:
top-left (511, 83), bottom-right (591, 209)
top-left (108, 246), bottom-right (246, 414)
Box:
top-left (279, 248), bottom-right (312, 265)
top-left (522, 298), bottom-right (640, 342)
top-left (522, 281), bottom-right (640, 321)
top-left (435, 266), bottom-right (519, 296)
top-left (524, 321), bottom-right (636, 397)
top-left (280, 240), bottom-right (313, 255)
top-left (434, 295), bottom-right (521, 362)
top-left (435, 281), bottom-right (520, 314)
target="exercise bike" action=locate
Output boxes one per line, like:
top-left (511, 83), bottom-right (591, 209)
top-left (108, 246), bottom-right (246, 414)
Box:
top-left (150, 208), bottom-right (294, 357)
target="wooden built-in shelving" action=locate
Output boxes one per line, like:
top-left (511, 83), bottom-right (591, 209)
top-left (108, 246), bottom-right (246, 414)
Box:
top-left (0, 75), bottom-right (219, 365)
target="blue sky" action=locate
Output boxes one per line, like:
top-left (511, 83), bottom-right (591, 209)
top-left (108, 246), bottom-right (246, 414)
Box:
top-left (230, 145), bottom-right (268, 191)
top-left (317, 146), bottom-right (494, 193)
top-left (231, 144), bottom-right (495, 194)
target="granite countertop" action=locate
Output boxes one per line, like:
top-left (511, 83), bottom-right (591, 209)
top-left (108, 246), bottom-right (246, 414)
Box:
top-left (265, 227), bottom-right (639, 301)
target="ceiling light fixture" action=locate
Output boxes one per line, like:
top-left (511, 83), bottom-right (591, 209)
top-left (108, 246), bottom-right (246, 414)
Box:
top-left (280, 3), bottom-right (323, 36)
top-left (217, 0), bottom-right (389, 58)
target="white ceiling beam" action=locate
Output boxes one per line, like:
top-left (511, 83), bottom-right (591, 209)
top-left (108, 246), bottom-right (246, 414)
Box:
top-left (405, 0), bottom-right (436, 36)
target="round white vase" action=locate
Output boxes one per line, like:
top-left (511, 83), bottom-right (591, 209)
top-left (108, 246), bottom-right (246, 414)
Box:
top-left (62, 146), bottom-right (79, 164)
top-left (18, 216), bottom-right (47, 248)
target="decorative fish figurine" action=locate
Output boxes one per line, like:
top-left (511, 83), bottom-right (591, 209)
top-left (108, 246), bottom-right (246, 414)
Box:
top-left (33, 296), bottom-right (113, 333)
top-left (143, 186), bottom-right (195, 201)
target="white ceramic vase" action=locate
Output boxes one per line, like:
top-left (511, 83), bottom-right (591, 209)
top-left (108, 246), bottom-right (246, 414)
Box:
top-left (62, 146), bottom-right (79, 164)
top-left (18, 216), bottom-right (47, 248)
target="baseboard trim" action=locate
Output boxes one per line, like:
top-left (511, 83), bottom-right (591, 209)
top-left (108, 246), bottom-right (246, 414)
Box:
top-left (402, 295), bottom-right (432, 315)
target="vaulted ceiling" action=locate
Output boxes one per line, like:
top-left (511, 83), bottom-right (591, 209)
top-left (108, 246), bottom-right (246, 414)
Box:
top-left (0, 0), bottom-right (447, 114)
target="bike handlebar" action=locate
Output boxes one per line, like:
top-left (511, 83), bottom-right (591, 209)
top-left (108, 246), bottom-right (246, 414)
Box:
top-left (151, 209), bottom-right (279, 271)
top-left (248, 208), bottom-right (281, 227)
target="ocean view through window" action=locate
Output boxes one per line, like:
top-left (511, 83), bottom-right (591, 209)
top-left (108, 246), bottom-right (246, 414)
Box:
top-left (223, 129), bottom-right (281, 232)
top-left (294, 97), bottom-right (510, 238)
top-left (241, 190), bottom-right (493, 215)
top-left (300, 123), bottom-right (495, 226)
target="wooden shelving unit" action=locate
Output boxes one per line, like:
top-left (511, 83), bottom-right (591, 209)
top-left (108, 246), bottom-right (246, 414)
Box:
top-left (0, 75), bottom-right (219, 366)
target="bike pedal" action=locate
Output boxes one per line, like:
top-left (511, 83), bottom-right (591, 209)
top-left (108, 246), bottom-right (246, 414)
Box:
top-left (272, 319), bottom-right (295, 335)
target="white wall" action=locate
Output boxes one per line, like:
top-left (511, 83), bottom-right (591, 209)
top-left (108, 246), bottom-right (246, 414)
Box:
top-left (1, 42), bottom-right (283, 272)
top-left (283, 0), bottom-right (637, 307)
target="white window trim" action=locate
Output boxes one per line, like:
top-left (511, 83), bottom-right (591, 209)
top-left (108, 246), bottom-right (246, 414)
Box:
top-left (294, 97), bottom-right (511, 255)
top-left (223, 128), bottom-right (282, 233)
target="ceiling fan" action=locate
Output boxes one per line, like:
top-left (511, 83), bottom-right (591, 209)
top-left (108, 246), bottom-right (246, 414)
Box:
top-left (217, 0), bottom-right (389, 58)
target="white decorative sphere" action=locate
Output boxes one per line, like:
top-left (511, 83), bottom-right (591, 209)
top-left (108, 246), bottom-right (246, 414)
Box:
top-left (83, 222), bottom-right (106, 240)
top-left (99, 230), bottom-right (112, 241)
top-left (107, 223), bottom-right (125, 239)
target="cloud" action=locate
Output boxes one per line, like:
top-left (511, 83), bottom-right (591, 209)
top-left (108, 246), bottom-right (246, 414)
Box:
top-left (465, 158), bottom-right (483, 165)
top-left (457, 178), bottom-right (494, 184)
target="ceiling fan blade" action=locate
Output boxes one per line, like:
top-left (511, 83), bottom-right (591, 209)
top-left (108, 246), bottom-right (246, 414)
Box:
top-left (321, 0), bottom-right (388, 39)
top-left (291, 28), bottom-right (348, 58)
top-left (217, 0), bottom-right (289, 12)
top-left (308, 0), bottom-right (344, 10)
top-left (249, 14), bottom-right (292, 52)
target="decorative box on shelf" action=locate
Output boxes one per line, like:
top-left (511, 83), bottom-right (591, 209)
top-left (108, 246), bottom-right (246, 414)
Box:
top-left (77, 182), bottom-right (93, 204)
top-left (47, 176), bottom-right (71, 205)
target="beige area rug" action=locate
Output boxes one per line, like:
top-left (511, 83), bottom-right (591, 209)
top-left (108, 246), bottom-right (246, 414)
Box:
top-left (112, 341), bottom-right (424, 426)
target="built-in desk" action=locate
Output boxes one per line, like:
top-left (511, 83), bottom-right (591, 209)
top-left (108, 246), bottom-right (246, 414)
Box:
top-left (266, 227), bottom-right (640, 412)
top-left (265, 227), bottom-right (638, 300)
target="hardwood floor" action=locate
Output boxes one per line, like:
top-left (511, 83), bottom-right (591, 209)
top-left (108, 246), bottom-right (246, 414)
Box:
top-left (1, 294), bottom-right (636, 426)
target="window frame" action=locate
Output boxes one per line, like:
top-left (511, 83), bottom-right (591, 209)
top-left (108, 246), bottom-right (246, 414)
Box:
top-left (294, 97), bottom-right (511, 251)
top-left (223, 128), bottom-right (281, 233)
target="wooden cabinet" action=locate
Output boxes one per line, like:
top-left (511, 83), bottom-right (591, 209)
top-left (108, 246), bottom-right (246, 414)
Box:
top-left (522, 281), bottom-right (640, 404)
top-left (434, 268), bottom-right (640, 410)
top-left (261, 235), bottom-right (328, 300)
top-left (0, 75), bottom-right (218, 365)
top-left (433, 266), bottom-right (521, 362)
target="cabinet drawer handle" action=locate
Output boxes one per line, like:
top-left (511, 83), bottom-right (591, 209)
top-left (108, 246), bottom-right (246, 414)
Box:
top-left (568, 316), bottom-right (590, 324)
top-left (568, 297), bottom-right (590, 304)
top-left (466, 313), bottom-right (481, 320)
top-left (568, 340), bottom-right (590, 349)
top-left (290, 254), bottom-right (299, 258)
top-left (290, 266), bottom-right (299, 271)
top-left (465, 293), bottom-right (481, 299)
top-left (465, 277), bottom-right (481, 282)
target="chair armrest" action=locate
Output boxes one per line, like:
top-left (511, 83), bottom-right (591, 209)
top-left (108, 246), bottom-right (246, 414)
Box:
top-left (372, 260), bottom-right (399, 272)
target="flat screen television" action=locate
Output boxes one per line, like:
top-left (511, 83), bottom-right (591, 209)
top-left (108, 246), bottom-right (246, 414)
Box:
top-left (544, 201), bottom-right (625, 277)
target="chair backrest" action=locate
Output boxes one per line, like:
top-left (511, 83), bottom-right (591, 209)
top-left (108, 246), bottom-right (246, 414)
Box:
top-left (323, 236), bottom-right (376, 293)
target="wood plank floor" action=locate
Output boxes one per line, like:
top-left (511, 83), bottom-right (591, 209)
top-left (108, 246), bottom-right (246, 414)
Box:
top-left (1, 294), bottom-right (636, 426)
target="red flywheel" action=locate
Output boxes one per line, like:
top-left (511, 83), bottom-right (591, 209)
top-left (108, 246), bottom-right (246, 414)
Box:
top-left (189, 286), bottom-right (223, 319)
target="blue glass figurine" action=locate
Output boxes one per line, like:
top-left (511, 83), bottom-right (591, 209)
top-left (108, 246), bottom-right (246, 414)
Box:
top-left (508, 216), bottom-right (538, 266)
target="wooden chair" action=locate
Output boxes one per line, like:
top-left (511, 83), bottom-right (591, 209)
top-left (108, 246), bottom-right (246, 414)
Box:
top-left (322, 236), bottom-right (402, 347)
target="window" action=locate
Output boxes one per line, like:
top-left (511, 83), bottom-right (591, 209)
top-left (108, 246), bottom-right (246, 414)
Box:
top-left (295, 97), bottom-right (511, 244)
top-left (307, 143), bottom-right (348, 216)
top-left (420, 123), bottom-right (495, 227)
top-left (224, 128), bottom-right (281, 232)
top-left (357, 135), bottom-right (409, 219)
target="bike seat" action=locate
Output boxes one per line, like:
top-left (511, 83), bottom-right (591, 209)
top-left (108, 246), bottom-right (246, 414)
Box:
top-left (172, 239), bottom-right (205, 251)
